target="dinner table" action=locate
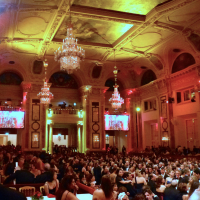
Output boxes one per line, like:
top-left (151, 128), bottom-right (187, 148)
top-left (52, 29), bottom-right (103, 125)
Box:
top-left (27, 193), bottom-right (93, 200)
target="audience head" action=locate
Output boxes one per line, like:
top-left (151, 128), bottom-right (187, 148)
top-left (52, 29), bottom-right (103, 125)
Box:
top-left (144, 188), bottom-right (154, 200)
top-left (49, 169), bottom-right (57, 182)
top-left (135, 169), bottom-right (142, 177)
top-left (171, 180), bottom-right (178, 188)
top-left (56, 175), bottom-right (75, 200)
top-left (133, 194), bottom-right (146, 200)
top-left (178, 183), bottom-right (187, 193)
top-left (189, 181), bottom-right (199, 197)
top-left (101, 175), bottom-right (113, 198)
top-left (156, 175), bottom-right (164, 188)
top-left (44, 163), bottom-right (50, 171)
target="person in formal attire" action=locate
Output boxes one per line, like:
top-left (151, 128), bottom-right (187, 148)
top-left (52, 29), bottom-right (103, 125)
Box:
top-left (175, 170), bottom-right (183, 184)
top-left (35, 163), bottom-right (51, 183)
top-left (122, 146), bottom-right (126, 156)
top-left (156, 175), bottom-right (166, 193)
top-left (193, 168), bottom-right (200, 180)
top-left (0, 184), bottom-right (26, 200)
top-left (163, 180), bottom-right (182, 200)
top-left (93, 162), bottom-right (102, 185)
top-left (116, 169), bottom-right (136, 197)
top-left (110, 168), bottom-right (117, 185)
top-left (181, 169), bottom-right (190, 184)
top-left (102, 166), bottom-right (109, 177)
top-left (44, 169), bottom-right (59, 195)
top-left (123, 161), bottom-right (130, 172)
top-left (182, 181), bottom-right (199, 200)
top-left (132, 170), bottom-right (147, 194)
top-left (144, 188), bottom-right (159, 200)
top-left (4, 162), bottom-right (35, 184)
top-left (160, 167), bottom-right (168, 180)
top-left (148, 174), bottom-right (157, 194)
top-left (165, 170), bottom-right (175, 187)
top-left (93, 175), bottom-right (117, 200)
top-left (30, 161), bottom-right (41, 178)
top-left (56, 175), bottom-right (79, 200)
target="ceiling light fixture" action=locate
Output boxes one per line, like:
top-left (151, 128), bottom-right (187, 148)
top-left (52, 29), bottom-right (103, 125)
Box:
top-left (109, 50), bottom-right (124, 110)
top-left (37, 59), bottom-right (53, 104)
top-left (54, 0), bottom-right (85, 74)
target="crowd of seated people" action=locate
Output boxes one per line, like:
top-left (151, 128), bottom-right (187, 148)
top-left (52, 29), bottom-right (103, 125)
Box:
top-left (143, 145), bottom-right (200, 156)
top-left (1, 144), bottom-right (200, 200)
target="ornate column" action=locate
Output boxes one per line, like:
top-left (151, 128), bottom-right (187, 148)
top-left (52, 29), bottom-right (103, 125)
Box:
top-left (123, 89), bottom-right (135, 153)
top-left (79, 85), bottom-right (108, 152)
top-left (77, 123), bottom-right (83, 152)
top-left (49, 122), bottom-right (54, 154)
top-left (79, 85), bottom-right (91, 152)
top-left (21, 81), bottom-right (32, 151)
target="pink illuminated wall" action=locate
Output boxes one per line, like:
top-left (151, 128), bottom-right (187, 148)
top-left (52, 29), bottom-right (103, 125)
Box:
top-left (0, 111), bottom-right (25, 128)
top-left (105, 115), bottom-right (129, 130)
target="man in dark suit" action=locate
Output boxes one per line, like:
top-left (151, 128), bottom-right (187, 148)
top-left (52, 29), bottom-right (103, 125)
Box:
top-left (93, 162), bottom-right (102, 185)
top-left (160, 167), bottom-right (168, 180)
top-left (0, 184), bottom-right (26, 200)
top-left (164, 180), bottom-right (182, 200)
top-left (123, 161), bottom-right (130, 171)
top-left (180, 169), bottom-right (190, 184)
top-left (174, 170), bottom-right (182, 183)
top-left (148, 174), bottom-right (157, 194)
top-left (35, 163), bottom-right (51, 183)
top-left (4, 162), bottom-right (35, 184)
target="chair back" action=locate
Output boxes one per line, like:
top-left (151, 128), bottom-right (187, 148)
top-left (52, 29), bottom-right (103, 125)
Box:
top-left (40, 186), bottom-right (45, 195)
top-left (19, 186), bottom-right (35, 197)
top-left (9, 187), bottom-right (16, 190)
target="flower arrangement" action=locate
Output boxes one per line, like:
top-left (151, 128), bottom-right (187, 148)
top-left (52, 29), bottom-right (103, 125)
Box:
top-left (31, 191), bottom-right (44, 200)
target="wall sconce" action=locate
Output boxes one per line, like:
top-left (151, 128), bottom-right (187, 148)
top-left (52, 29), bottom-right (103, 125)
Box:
top-left (136, 107), bottom-right (140, 112)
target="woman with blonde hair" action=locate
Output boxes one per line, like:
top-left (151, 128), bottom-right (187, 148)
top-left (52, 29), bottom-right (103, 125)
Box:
top-left (132, 170), bottom-right (147, 194)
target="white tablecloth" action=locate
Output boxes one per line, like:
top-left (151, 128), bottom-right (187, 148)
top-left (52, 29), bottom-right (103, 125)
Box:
top-left (26, 194), bottom-right (93, 200)
top-left (77, 193), bottom-right (93, 200)
top-left (27, 196), bottom-right (55, 200)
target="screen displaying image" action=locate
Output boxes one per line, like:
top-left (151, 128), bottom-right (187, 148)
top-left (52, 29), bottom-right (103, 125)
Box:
top-left (105, 115), bottom-right (129, 130)
top-left (0, 111), bottom-right (25, 128)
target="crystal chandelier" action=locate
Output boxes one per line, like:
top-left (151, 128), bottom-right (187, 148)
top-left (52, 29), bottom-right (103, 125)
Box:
top-left (37, 60), bottom-right (53, 104)
top-left (54, 0), bottom-right (85, 74)
top-left (109, 50), bottom-right (124, 110)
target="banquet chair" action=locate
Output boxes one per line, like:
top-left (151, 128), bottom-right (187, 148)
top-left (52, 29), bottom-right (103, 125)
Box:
top-left (40, 186), bottom-right (45, 195)
top-left (19, 186), bottom-right (35, 197)
top-left (9, 187), bottom-right (17, 190)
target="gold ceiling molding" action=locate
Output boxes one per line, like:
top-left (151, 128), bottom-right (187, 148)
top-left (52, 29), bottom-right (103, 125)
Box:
top-left (19, 8), bottom-right (55, 13)
top-left (37, 0), bottom-right (72, 57)
top-left (110, 0), bottom-right (198, 57)
top-left (70, 5), bottom-right (145, 25)
top-left (153, 22), bottom-right (181, 33)
top-left (70, 13), bottom-right (142, 25)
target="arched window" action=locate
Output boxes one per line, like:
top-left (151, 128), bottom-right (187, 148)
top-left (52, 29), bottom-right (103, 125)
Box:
top-left (105, 78), bottom-right (124, 91)
top-left (49, 72), bottom-right (78, 88)
top-left (172, 53), bottom-right (195, 73)
top-left (141, 70), bottom-right (157, 86)
top-left (0, 72), bottom-right (23, 85)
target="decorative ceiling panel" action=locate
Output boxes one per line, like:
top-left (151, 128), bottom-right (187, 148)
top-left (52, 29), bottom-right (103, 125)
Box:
top-left (73, 0), bottom-right (170, 15)
top-left (54, 16), bottom-right (133, 44)
top-left (158, 1), bottom-right (200, 26)
top-left (20, 0), bottom-right (61, 6)
top-left (14, 10), bottom-right (55, 38)
top-left (107, 51), bottom-right (137, 62)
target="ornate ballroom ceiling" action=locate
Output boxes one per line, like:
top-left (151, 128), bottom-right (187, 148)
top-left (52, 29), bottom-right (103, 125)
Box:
top-left (0, 0), bottom-right (200, 88)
